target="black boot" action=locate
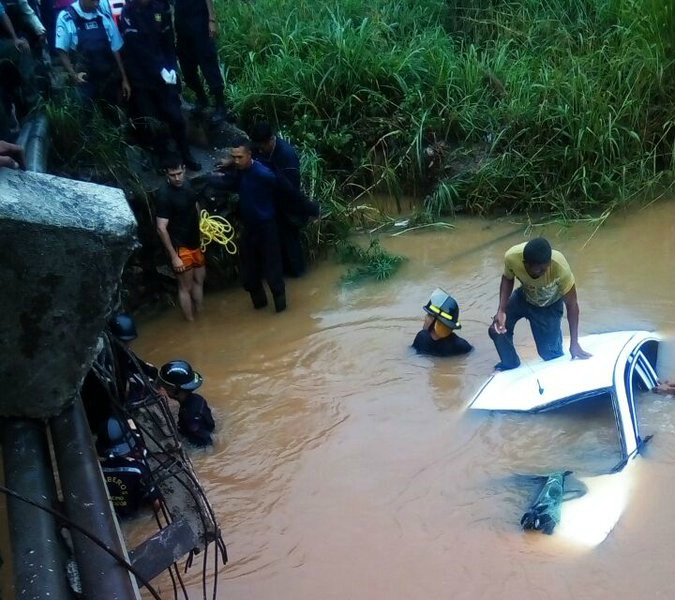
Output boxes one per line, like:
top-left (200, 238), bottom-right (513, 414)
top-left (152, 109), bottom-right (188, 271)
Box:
top-left (250, 288), bottom-right (268, 309)
top-left (273, 293), bottom-right (287, 313)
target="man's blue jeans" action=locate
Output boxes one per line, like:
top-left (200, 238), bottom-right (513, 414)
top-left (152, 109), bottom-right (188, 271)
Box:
top-left (488, 288), bottom-right (564, 369)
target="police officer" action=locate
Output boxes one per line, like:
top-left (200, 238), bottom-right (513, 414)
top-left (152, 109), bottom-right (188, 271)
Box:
top-left (412, 288), bottom-right (473, 357)
top-left (250, 121), bottom-right (319, 278)
top-left (55, 0), bottom-right (130, 106)
top-left (209, 137), bottom-right (301, 312)
top-left (157, 360), bottom-right (215, 447)
top-left (119, 0), bottom-right (200, 171)
top-left (173, 0), bottom-right (233, 124)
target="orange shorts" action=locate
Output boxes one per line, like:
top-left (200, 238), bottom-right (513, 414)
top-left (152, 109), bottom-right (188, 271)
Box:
top-left (176, 247), bottom-right (205, 272)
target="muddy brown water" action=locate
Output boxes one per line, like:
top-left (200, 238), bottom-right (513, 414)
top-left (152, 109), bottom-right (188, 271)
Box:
top-left (132, 201), bottom-right (675, 600)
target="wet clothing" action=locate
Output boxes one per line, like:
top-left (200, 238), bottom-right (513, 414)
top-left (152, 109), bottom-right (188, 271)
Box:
top-left (116, 346), bottom-right (158, 405)
top-left (155, 179), bottom-right (201, 249)
top-left (412, 329), bottom-right (473, 357)
top-left (173, 0), bottom-right (224, 103)
top-left (178, 392), bottom-right (215, 447)
top-left (503, 242), bottom-right (574, 307)
top-left (254, 137), bottom-right (312, 277)
top-left (239, 219), bottom-right (283, 299)
top-left (101, 454), bottom-right (158, 517)
top-left (56, 1), bottom-right (122, 103)
top-left (489, 287), bottom-right (564, 369)
top-left (490, 243), bottom-right (575, 369)
top-left (206, 162), bottom-right (292, 299)
top-left (177, 245), bottom-right (205, 270)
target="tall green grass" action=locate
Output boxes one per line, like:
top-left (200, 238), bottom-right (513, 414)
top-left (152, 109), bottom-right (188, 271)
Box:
top-left (215, 0), bottom-right (675, 219)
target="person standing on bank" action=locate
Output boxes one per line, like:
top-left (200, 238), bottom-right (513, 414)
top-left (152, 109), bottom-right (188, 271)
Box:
top-left (55, 0), bottom-right (131, 107)
top-left (412, 288), bottom-right (473, 357)
top-left (119, 0), bottom-right (201, 171)
top-left (156, 156), bottom-right (206, 321)
top-left (174, 0), bottom-right (234, 125)
top-left (209, 137), bottom-right (295, 313)
top-left (489, 237), bottom-right (592, 371)
top-left (249, 121), bottom-right (316, 278)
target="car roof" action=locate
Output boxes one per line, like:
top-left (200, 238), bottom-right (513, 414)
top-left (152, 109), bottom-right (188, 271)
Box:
top-left (468, 331), bottom-right (660, 413)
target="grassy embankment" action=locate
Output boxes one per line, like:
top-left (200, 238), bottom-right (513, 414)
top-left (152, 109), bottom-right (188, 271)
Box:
top-left (46, 0), bottom-right (675, 286)
top-left (216, 0), bottom-right (675, 225)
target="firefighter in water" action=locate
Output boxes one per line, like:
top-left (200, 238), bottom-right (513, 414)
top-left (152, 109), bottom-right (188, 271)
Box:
top-left (412, 288), bottom-right (473, 357)
top-left (157, 360), bottom-right (215, 447)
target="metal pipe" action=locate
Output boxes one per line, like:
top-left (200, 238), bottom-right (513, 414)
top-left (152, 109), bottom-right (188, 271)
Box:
top-left (16, 112), bottom-right (50, 173)
top-left (50, 396), bottom-right (141, 600)
top-left (25, 113), bottom-right (50, 174)
top-left (1, 418), bottom-right (73, 600)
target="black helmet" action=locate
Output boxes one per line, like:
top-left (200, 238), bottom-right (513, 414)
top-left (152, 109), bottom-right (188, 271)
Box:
top-left (423, 288), bottom-right (461, 330)
top-left (102, 416), bottom-right (138, 457)
top-left (158, 360), bottom-right (203, 391)
top-left (108, 312), bottom-right (138, 341)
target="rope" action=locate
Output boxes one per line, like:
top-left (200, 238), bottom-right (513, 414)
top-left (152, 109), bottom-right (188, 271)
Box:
top-left (199, 210), bottom-right (237, 255)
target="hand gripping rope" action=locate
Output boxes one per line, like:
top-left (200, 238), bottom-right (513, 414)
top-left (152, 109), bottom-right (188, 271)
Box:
top-left (199, 209), bottom-right (237, 255)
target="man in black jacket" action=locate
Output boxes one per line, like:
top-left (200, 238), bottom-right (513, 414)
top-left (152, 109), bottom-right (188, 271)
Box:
top-left (118, 0), bottom-right (200, 170)
top-left (250, 121), bottom-right (319, 277)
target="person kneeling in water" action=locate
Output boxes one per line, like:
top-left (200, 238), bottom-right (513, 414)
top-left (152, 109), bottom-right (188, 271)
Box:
top-left (412, 288), bottom-right (473, 357)
top-left (158, 360), bottom-right (215, 447)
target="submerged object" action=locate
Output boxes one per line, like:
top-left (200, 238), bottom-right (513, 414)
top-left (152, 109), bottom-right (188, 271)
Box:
top-left (468, 331), bottom-right (660, 462)
top-left (521, 471), bottom-right (574, 534)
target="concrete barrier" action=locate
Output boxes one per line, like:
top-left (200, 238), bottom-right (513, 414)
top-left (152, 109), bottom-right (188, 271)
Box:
top-left (0, 169), bottom-right (137, 417)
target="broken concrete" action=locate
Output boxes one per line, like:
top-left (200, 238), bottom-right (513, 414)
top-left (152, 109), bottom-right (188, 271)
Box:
top-left (0, 169), bottom-right (137, 417)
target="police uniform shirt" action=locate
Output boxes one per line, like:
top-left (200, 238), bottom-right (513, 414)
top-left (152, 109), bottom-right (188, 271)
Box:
top-left (55, 0), bottom-right (123, 52)
top-left (412, 329), bottom-right (473, 357)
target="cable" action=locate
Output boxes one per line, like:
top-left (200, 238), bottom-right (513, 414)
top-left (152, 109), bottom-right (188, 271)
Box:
top-left (199, 210), bottom-right (237, 255)
top-left (0, 483), bottom-right (164, 600)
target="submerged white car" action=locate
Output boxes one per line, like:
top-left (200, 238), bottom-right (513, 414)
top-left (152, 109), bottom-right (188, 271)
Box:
top-left (468, 330), bottom-right (661, 546)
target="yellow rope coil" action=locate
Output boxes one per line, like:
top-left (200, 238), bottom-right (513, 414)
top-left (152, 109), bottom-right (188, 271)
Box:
top-left (199, 209), bottom-right (237, 255)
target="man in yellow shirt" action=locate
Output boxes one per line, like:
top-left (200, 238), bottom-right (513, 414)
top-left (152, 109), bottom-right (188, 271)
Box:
top-left (489, 237), bottom-right (591, 370)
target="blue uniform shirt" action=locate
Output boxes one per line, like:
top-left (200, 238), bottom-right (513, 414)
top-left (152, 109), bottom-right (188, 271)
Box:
top-left (55, 0), bottom-right (123, 52)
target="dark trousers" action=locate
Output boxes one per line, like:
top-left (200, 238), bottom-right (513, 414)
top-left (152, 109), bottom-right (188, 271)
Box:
top-left (240, 220), bottom-right (285, 297)
top-left (279, 222), bottom-right (306, 277)
top-left (77, 71), bottom-right (121, 109)
top-left (175, 20), bottom-right (224, 102)
top-left (488, 287), bottom-right (564, 369)
top-left (129, 85), bottom-right (191, 159)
